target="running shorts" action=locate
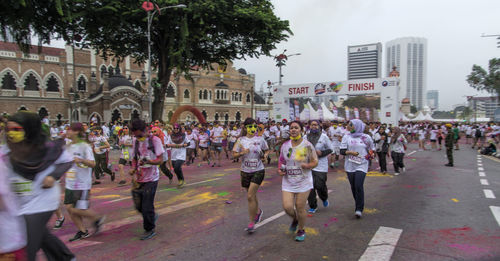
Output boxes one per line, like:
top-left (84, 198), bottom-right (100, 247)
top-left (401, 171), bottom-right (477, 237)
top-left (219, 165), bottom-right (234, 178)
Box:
top-left (240, 170), bottom-right (265, 188)
top-left (64, 189), bottom-right (91, 209)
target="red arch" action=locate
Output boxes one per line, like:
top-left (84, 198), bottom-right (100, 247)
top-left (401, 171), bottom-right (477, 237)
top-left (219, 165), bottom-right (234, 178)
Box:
top-left (170, 105), bottom-right (206, 124)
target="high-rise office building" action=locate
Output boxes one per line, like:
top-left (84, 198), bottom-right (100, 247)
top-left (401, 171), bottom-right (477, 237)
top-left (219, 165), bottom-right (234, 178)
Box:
top-left (347, 43), bottom-right (382, 80)
top-left (427, 90), bottom-right (439, 110)
top-left (386, 37), bottom-right (427, 109)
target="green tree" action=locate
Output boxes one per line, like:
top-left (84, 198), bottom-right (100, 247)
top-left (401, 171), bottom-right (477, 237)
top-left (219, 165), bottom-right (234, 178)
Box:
top-left (467, 58), bottom-right (500, 97)
top-left (410, 105), bottom-right (418, 114)
top-left (1, 0), bottom-right (291, 120)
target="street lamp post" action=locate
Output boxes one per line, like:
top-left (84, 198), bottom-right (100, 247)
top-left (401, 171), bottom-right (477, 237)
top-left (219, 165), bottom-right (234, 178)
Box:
top-left (143, 2), bottom-right (186, 122)
top-left (274, 50), bottom-right (300, 86)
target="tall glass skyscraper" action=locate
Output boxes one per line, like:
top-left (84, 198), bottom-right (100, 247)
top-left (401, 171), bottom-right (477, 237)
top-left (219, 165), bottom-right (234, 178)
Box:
top-left (347, 43), bottom-right (382, 80)
top-left (386, 37), bottom-right (427, 109)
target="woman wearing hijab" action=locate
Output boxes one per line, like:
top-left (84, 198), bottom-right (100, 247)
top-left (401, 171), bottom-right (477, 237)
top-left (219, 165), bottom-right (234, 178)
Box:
top-left (390, 126), bottom-right (408, 175)
top-left (340, 119), bottom-right (375, 219)
top-left (304, 120), bottom-right (333, 214)
top-left (278, 121), bottom-right (318, 242)
top-left (4, 111), bottom-right (75, 261)
top-left (166, 123), bottom-right (190, 188)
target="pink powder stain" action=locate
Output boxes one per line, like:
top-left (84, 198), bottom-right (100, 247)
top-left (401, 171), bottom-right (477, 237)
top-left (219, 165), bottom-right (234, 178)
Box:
top-left (426, 194), bottom-right (440, 197)
top-left (323, 217), bottom-right (338, 227)
top-left (447, 243), bottom-right (490, 255)
top-left (258, 190), bottom-right (263, 192)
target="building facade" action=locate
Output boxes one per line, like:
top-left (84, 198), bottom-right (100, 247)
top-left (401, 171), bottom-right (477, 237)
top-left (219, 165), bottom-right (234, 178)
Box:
top-left (386, 37), bottom-right (428, 110)
top-left (426, 90), bottom-right (439, 110)
top-left (468, 96), bottom-right (500, 121)
top-left (0, 41), bottom-right (261, 124)
top-left (347, 43), bottom-right (382, 80)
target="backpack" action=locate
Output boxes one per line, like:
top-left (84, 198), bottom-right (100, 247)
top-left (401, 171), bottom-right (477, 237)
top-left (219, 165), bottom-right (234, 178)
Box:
top-left (133, 136), bottom-right (156, 162)
top-left (475, 129), bottom-right (482, 138)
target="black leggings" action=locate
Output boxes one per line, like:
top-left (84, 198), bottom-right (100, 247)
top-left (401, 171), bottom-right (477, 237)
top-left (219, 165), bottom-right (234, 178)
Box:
top-left (377, 151), bottom-right (388, 172)
top-left (24, 211), bottom-right (74, 261)
top-left (172, 160), bottom-right (185, 181)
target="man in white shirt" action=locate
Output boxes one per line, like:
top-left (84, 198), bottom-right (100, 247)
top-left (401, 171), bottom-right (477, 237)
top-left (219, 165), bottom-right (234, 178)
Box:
top-left (210, 121), bottom-right (224, 167)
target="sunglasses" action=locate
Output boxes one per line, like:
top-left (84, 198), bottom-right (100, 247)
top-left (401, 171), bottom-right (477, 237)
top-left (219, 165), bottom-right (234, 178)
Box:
top-left (123, 127), bottom-right (128, 130)
top-left (246, 124), bottom-right (257, 128)
top-left (287, 147), bottom-right (292, 158)
top-left (7, 126), bottom-right (23, 131)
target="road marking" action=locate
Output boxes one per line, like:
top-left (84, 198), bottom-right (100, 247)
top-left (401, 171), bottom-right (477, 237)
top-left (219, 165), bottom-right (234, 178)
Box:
top-left (480, 179), bottom-right (489, 186)
top-left (490, 206), bottom-right (500, 227)
top-left (62, 196), bottom-right (213, 242)
top-left (477, 163), bottom-right (483, 167)
top-left (407, 150), bottom-right (417, 156)
top-left (254, 190), bottom-right (333, 229)
top-left (106, 178), bottom-right (222, 203)
top-left (484, 189), bottom-right (496, 199)
top-left (68, 239), bottom-right (103, 249)
top-left (479, 172), bottom-right (486, 177)
top-left (478, 167), bottom-right (484, 171)
top-left (359, 226), bottom-right (403, 261)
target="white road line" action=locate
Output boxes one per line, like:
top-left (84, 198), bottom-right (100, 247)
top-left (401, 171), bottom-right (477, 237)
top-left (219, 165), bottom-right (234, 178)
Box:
top-left (479, 172), bottom-right (486, 177)
top-left (407, 150), bottom-right (417, 156)
top-left (478, 167), bottom-right (484, 171)
top-left (484, 189), bottom-right (496, 199)
top-left (490, 206), bottom-right (500, 227)
top-left (106, 177), bottom-right (221, 203)
top-left (359, 226), bottom-right (403, 261)
top-left (254, 190), bottom-right (333, 229)
top-left (480, 179), bottom-right (490, 186)
top-left (477, 163), bottom-right (483, 167)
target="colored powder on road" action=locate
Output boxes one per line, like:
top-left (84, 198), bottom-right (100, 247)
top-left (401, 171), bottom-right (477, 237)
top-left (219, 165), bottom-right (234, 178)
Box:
top-left (412, 159), bottom-right (417, 161)
top-left (336, 176), bottom-right (347, 182)
top-left (324, 217), bottom-right (338, 227)
top-left (451, 198), bottom-right (459, 202)
top-left (322, 256), bottom-right (328, 260)
top-left (218, 191), bottom-right (230, 196)
top-left (426, 194), bottom-right (440, 197)
top-left (202, 217), bottom-right (218, 226)
top-left (367, 171), bottom-right (394, 178)
top-left (447, 244), bottom-right (490, 255)
top-left (214, 174), bottom-right (225, 177)
top-left (364, 208), bottom-right (378, 214)
top-left (305, 227), bottom-right (319, 235)
top-left (258, 190), bottom-right (263, 192)
top-left (94, 194), bottom-right (121, 199)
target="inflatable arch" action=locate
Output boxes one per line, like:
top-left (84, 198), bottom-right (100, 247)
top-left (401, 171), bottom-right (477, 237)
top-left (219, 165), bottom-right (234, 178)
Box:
top-left (170, 105), bottom-right (207, 124)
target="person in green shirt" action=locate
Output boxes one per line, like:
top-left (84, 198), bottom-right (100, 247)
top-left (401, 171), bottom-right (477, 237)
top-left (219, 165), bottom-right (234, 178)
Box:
top-left (452, 124), bottom-right (460, 150)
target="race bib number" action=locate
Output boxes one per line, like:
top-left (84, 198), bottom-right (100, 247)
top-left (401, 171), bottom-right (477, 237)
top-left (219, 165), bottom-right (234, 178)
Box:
top-left (10, 176), bottom-right (33, 196)
top-left (244, 159), bottom-right (259, 169)
top-left (348, 155), bottom-right (363, 164)
top-left (123, 149), bottom-right (130, 160)
top-left (66, 168), bottom-right (77, 180)
top-left (286, 165), bottom-right (303, 177)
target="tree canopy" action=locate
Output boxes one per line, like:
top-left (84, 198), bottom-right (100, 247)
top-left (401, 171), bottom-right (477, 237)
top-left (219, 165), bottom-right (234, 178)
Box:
top-left (1, 0), bottom-right (292, 120)
top-left (467, 58), bottom-right (500, 97)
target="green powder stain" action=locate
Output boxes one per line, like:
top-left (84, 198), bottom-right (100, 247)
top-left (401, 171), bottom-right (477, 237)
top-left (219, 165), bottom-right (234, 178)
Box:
top-left (412, 159), bottom-right (417, 161)
top-left (218, 191), bottom-right (230, 196)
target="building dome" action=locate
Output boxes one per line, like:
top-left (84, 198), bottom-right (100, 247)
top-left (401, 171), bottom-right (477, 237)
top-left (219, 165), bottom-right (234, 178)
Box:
top-left (108, 70), bottom-right (133, 90)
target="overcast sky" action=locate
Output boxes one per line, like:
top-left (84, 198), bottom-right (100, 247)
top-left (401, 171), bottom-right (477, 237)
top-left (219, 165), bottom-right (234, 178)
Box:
top-left (233, 0), bottom-right (500, 110)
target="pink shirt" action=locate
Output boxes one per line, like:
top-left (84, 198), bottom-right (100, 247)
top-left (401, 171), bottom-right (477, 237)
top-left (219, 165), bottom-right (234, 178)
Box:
top-left (131, 136), bottom-right (165, 183)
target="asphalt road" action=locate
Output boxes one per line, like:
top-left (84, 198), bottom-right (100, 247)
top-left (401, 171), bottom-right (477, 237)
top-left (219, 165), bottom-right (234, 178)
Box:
top-left (48, 141), bottom-right (500, 261)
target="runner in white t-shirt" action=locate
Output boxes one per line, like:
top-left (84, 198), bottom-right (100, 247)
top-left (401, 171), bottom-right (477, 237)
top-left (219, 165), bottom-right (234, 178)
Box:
top-left (210, 121), bottom-right (224, 167)
top-left (185, 128), bottom-right (198, 165)
top-left (64, 123), bottom-right (105, 242)
top-left (165, 124), bottom-right (190, 188)
top-left (233, 118), bottom-right (269, 233)
top-left (117, 126), bottom-right (134, 186)
top-left (278, 121), bottom-right (318, 242)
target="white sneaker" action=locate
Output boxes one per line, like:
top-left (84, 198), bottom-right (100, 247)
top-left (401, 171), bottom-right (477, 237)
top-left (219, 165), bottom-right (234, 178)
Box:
top-left (402, 167), bottom-right (406, 172)
top-left (355, 211), bottom-right (362, 219)
top-left (394, 172), bottom-right (400, 176)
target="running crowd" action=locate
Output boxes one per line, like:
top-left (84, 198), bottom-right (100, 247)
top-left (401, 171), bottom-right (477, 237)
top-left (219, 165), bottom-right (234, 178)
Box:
top-left (1, 111), bottom-right (499, 260)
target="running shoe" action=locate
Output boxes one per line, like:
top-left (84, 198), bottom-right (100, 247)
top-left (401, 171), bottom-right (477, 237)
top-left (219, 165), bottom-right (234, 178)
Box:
top-left (94, 216), bottom-right (106, 235)
top-left (245, 222), bottom-right (255, 233)
top-left (118, 180), bottom-right (126, 186)
top-left (69, 230), bottom-right (89, 242)
top-left (289, 219), bottom-right (298, 232)
top-left (110, 172), bottom-right (116, 181)
top-left (329, 163), bottom-right (335, 169)
top-left (53, 216), bottom-right (65, 229)
top-left (254, 209), bottom-right (263, 223)
top-left (295, 229), bottom-right (306, 242)
top-left (140, 230), bottom-right (156, 240)
top-left (308, 208), bottom-right (317, 214)
top-left (211, 163), bottom-right (216, 167)
top-left (402, 167), bottom-right (406, 173)
top-left (92, 181), bottom-right (101, 185)
top-left (169, 177), bottom-right (173, 184)
top-left (445, 163), bottom-right (454, 167)
top-left (355, 211), bottom-right (362, 219)
top-left (394, 172), bottom-right (400, 176)
top-left (323, 200), bottom-right (329, 208)
top-left (177, 180), bottom-right (185, 188)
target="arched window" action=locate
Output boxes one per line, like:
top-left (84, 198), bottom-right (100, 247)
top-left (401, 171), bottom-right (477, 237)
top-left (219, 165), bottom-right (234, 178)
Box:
top-left (184, 89), bottom-right (190, 99)
top-left (223, 91), bottom-right (227, 100)
top-left (46, 75), bottom-right (60, 92)
top-left (209, 90), bottom-right (212, 100)
top-left (235, 111), bottom-right (241, 122)
top-left (231, 93), bottom-right (235, 101)
top-left (77, 76), bottom-right (86, 91)
top-left (19, 106), bottom-right (27, 111)
top-left (238, 93), bottom-right (242, 102)
top-left (246, 93), bottom-right (251, 103)
top-left (216, 90), bottom-right (220, 100)
top-left (38, 107), bottom-right (48, 119)
top-left (132, 110), bottom-right (140, 120)
top-left (24, 73), bottom-right (39, 91)
top-left (166, 83), bottom-right (175, 97)
top-left (224, 113), bottom-right (229, 124)
top-left (199, 90), bottom-right (203, 100)
top-left (214, 113), bottom-right (219, 121)
top-left (134, 81), bottom-right (142, 91)
top-left (202, 110), bottom-right (207, 120)
top-left (1, 72), bottom-right (16, 90)
top-left (203, 90), bottom-right (208, 100)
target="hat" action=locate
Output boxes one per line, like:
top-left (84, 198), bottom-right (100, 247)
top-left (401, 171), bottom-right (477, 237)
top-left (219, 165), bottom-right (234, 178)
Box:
top-left (282, 119), bottom-right (288, 123)
top-left (445, 123), bottom-right (452, 128)
top-left (70, 122), bottom-right (83, 132)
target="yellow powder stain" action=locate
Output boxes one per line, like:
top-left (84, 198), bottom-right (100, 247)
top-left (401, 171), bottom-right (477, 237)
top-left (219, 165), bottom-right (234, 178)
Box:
top-left (224, 168), bottom-right (240, 172)
top-left (451, 198), bottom-right (459, 202)
top-left (364, 208), bottom-right (378, 214)
top-left (260, 181), bottom-right (270, 187)
top-left (322, 256), bottom-right (328, 260)
top-left (367, 171), bottom-right (394, 178)
top-left (202, 217), bottom-right (218, 226)
top-left (154, 190), bottom-right (218, 209)
top-left (278, 224), bottom-right (319, 236)
top-left (93, 194), bottom-right (121, 199)
top-left (214, 174), bottom-right (226, 177)
top-left (336, 176), bottom-right (347, 182)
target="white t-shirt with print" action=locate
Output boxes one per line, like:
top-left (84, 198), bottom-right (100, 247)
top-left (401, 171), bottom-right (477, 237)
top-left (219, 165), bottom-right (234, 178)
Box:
top-left (166, 135), bottom-right (189, 161)
top-left (211, 126), bottom-right (224, 144)
top-left (233, 136), bottom-right (268, 173)
top-left (186, 133), bottom-right (198, 149)
top-left (119, 135), bottom-right (134, 160)
top-left (198, 132), bottom-right (210, 148)
top-left (92, 136), bottom-right (108, 155)
top-left (304, 133), bottom-right (333, 173)
top-left (65, 142), bottom-right (95, 190)
top-left (340, 134), bottom-right (374, 173)
top-left (131, 136), bottom-right (165, 183)
top-left (279, 139), bottom-right (318, 193)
